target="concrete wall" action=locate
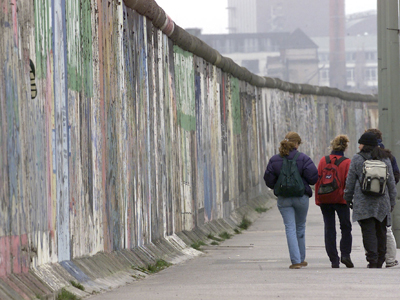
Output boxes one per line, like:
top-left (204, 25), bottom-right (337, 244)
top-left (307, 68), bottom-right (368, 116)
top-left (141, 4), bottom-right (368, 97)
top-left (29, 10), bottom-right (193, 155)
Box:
top-left (0, 0), bottom-right (377, 298)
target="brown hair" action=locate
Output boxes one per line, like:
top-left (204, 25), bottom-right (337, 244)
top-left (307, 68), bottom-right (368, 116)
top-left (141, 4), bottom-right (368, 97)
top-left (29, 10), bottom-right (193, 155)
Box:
top-left (330, 135), bottom-right (349, 152)
top-left (363, 128), bottom-right (393, 159)
top-left (279, 132), bottom-right (302, 157)
top-left (365, 128), bottom-right (382, 140)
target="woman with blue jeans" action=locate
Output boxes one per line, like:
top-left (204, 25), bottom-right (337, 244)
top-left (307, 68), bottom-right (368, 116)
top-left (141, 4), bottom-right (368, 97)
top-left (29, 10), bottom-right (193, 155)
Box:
top-left (264, 132), bottom-right (318, 269)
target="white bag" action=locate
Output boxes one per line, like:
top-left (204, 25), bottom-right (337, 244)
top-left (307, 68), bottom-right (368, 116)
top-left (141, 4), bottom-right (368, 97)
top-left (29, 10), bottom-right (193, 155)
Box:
top-left (359, 154), bottom-right (388, 196)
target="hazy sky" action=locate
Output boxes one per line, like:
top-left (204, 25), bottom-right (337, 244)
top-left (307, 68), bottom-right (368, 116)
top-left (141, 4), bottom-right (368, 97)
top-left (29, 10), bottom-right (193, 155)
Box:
top-left (155, 0), bottom-right (377, 34)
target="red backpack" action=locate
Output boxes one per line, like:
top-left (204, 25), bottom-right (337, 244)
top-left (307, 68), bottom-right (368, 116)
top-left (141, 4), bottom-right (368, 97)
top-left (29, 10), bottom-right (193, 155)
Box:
top-left (316, 156), bottom-right (348, 203)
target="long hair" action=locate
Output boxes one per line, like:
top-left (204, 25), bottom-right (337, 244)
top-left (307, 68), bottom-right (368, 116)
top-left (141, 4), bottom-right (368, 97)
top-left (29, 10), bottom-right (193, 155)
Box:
top-left (279, 132), bottom-right (302, 157)
top-left (331, 134), bottom-right (349, 152)
top-left (361, 145), bottom-right (391, 160)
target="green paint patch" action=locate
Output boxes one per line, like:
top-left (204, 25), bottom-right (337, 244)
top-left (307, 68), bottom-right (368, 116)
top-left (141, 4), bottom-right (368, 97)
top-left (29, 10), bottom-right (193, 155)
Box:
top-left (191, 241), bottom-right (207, 250)
top-left (173, 45), bottom-right (196, 131)
top-left (239, 217), bottom-right (252, 230)
top-left (70, 281), bottom-right (85, 291)
top-left (66, 0), bottom-right (93, 96)
top-left (255, 207), bottom-right (269, 213)
top-left (57, 288), bottom-right (81, 300)
top-left (231, 77), bottom-right (242, 134)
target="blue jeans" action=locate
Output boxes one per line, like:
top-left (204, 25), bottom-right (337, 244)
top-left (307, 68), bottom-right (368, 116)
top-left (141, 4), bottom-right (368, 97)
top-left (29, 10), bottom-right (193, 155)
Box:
top-left (277, 195), bottom-right (309, 264)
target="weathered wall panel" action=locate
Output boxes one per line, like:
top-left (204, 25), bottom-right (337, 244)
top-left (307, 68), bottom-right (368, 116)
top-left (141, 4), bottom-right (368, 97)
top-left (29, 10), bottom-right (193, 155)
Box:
top-left (0, 0), bottom-right (378, 277)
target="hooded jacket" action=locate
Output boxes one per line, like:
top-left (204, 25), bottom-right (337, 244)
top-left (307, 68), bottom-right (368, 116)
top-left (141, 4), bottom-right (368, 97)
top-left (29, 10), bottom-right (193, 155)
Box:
top-left (264, 149), bottom-right (318, 197)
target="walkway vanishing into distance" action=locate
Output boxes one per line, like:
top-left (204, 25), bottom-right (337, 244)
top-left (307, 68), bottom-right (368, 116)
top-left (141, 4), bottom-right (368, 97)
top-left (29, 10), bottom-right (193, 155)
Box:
top-left (88, 196), bottom-right (400, 300)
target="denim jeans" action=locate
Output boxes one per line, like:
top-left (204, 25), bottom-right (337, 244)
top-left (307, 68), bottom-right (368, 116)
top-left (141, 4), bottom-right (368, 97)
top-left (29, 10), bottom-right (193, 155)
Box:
top-left (277, 195), bottom-right (309, 264)
top-left (320, 203), bottom-right (352, 265)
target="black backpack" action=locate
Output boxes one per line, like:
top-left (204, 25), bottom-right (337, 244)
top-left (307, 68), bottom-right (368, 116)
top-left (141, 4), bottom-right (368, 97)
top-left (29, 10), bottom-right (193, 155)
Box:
top-left (274, 152), bottom-right (305, 197)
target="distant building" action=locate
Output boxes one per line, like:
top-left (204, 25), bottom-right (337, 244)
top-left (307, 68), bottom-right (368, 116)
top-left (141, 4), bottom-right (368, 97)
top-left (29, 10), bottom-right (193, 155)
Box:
top-left (198, 32), bottom-right (289, 75)
top-left (314, 10), bottom-right (377, 93)
top-left (227, 0), bottom-right (330, 37)
top-left (200, 28), bottom-right (319, 85)
top-left (198, 4), bottom-right (377, 94)
top-left (267, 29), bottom-right (320, 85)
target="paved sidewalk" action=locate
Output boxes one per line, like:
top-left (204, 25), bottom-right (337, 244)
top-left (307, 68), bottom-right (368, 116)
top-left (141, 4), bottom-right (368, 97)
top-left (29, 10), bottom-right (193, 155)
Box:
top-left (89, 197), bottom-right (400, 300)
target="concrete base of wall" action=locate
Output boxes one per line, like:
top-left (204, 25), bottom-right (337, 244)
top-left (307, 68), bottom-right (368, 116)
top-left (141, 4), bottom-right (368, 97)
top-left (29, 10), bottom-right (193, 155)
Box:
top-left (0, 188), bottom-right (276, 300)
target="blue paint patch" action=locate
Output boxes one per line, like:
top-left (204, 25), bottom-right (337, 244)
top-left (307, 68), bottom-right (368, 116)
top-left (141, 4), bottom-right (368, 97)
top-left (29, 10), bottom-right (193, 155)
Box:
top-left (60, 260), bottom-right (91, 283)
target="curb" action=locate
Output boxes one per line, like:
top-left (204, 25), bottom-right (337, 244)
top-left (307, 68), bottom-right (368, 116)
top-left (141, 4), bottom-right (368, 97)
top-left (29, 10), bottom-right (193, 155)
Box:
top-left (0, 191), bottom-right (276, 299)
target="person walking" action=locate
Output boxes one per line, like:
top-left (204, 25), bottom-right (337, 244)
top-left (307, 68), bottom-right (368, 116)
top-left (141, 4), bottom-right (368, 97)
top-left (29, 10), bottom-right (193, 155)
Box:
top-left (315, 135), bottom-right (353, 268)
top-left (344, 132), bottom-right (397, 268)
top-left (365, 128), bottom-right (399, 267)
top-left (264, 132), bottom-right (318, 269)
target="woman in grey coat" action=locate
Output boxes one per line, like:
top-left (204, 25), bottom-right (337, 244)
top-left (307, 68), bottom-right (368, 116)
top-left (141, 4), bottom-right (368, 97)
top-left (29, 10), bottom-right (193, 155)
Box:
top-left (344, 132), bottom-right (397, 268)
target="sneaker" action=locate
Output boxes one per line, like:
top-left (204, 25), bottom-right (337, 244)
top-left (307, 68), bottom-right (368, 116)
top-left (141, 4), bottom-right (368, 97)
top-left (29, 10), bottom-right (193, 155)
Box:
top-left (289, 263), bottom-right (302, 269)
top-left (331, 263), bottom-right (340, 268)
top-left (299, 261), bottom-right (308, 267)
top-left (386, 260), bottom-right (399, 268)
top-left (341, 256), bottom-right (354, 268)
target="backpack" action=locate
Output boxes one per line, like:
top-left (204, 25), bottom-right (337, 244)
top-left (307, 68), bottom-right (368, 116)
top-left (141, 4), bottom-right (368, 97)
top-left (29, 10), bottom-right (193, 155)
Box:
top-left (274, 152), bottom-right (305, 197)
top-left (358, 153), bottom-right (389, 196)
top-left (316, 156), bottom-right (348, 203)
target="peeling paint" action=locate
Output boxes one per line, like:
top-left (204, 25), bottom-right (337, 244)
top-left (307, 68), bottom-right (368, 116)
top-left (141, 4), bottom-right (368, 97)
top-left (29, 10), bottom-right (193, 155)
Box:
top-left (0, 1), bottom-right (377, 277)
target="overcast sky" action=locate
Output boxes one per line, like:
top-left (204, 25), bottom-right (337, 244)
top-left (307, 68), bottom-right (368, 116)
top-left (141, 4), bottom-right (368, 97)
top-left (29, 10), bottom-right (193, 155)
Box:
top-left (155, 0), bottom-right (377, 34)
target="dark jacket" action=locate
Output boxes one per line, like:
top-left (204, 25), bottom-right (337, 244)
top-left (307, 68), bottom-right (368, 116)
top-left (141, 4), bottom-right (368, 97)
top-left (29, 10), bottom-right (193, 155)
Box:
top-left (378, 139), bottom-right (400, 184)
top-left (264, 149), bottom-right (318, 197)
top-left (390, 156), bottom-right (400, 184)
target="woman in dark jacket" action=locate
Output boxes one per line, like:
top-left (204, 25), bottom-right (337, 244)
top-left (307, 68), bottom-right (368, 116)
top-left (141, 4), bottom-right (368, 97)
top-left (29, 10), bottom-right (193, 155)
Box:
top-left (344, 132), bottom-right (397, 268)
top-left (315, 135), bottom-right (353, 268)
top-left (264, 132), bottom-right (318, 269)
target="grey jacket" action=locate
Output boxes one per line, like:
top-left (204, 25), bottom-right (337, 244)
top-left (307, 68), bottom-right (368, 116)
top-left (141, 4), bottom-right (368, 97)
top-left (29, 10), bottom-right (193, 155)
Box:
top-left (344, 152), bottom-right (397, 224)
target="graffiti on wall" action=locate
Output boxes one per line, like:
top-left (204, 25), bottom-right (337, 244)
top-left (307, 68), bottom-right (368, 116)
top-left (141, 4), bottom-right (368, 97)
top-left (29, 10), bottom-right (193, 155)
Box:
top-left (0, 0), bottom-right (377, 276)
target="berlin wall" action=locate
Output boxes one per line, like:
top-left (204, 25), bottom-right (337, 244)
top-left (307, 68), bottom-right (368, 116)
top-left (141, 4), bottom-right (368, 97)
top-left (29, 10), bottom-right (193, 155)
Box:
top-left (0, 0), bottom-right (378, 297)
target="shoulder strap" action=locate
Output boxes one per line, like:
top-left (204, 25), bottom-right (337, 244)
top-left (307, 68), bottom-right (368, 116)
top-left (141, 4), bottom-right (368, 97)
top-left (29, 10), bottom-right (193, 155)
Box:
top-left (293, 152), bottom-right (301, 161)
top-left (324, 155), bottom-right (331, 164)
top-left (334, 156), bottom-right (348, 166)
top-left (358, 152), bottom-right (368, 161)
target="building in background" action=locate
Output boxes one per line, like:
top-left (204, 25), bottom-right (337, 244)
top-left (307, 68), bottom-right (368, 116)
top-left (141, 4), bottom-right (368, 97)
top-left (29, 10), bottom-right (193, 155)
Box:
top-left (227, 0), bottom-right (330, 37)
top-left (266, 29), bottom-right (320, 85)
top-left (314, 10), bottom-right (377, 93)
top-left (197, 0), bottom-right (377, 94)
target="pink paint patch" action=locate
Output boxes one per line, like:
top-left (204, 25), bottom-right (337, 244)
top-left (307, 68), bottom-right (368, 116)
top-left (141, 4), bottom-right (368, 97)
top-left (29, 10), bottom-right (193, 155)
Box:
top-left (162, 15), bottom-right (175, 37)
top-left (20, 235), bottom-right (29, 273)
top-left (2, 0), bottom-right (8, 14)
top-left (2, 277), bottom-right (30, 300)
top-left (12, 0), bottom-right (18, 48)
top-left (11, 234), bottom-right (29, 274)
top-left (0, 237), bottom-right (11, 277)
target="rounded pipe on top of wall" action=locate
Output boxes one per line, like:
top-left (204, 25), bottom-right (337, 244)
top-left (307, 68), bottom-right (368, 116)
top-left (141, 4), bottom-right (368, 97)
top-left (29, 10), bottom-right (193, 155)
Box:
top-left (123, 0), bottom-right (378, 103)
